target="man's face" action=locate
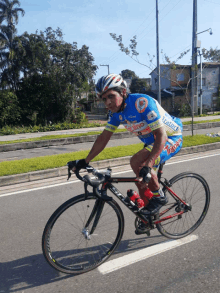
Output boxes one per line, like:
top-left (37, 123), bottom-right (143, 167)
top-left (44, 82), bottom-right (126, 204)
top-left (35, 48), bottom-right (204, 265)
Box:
top-left (101, 89), bottom-right (124, 113)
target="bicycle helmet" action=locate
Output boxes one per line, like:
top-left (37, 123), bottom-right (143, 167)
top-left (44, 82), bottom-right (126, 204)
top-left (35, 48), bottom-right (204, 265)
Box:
top-left (95, 74), bottom-right (127, 97)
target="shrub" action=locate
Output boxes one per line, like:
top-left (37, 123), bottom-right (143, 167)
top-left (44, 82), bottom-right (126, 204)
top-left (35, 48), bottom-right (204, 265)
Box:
top-left (0, 91), bottom-right (21, 127)
top-left (0, 120), bottom-right (105, 135)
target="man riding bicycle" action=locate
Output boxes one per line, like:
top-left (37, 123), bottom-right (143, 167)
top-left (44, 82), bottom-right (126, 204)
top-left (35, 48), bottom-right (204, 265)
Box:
top-left (73, 74), bottom-right (183, 224)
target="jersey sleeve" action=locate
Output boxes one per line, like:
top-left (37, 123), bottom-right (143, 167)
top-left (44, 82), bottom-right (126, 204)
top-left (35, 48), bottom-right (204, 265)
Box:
top-left (105, 113), bottom-right (120, 133)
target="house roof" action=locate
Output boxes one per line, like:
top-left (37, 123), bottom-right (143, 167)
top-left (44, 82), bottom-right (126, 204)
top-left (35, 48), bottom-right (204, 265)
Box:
top-left (150, 64), bottom-right (191, 75)
top-left (198, 62), bottom-right (220, 68)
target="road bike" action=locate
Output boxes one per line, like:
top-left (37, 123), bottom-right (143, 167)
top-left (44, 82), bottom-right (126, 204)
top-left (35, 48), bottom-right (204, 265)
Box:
top-left (42, 162), bottom-right (210, 275)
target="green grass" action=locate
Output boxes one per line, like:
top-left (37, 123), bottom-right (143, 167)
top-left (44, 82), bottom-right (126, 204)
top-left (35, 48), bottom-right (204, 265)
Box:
top-left (0, 134), bottom-right (220, 177)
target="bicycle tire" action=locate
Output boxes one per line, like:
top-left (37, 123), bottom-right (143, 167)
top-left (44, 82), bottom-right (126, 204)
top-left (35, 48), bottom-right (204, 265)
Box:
top-left (156, 172), bottom-right (210, 239)
top-left (42, 193), bottom-right (124, 274)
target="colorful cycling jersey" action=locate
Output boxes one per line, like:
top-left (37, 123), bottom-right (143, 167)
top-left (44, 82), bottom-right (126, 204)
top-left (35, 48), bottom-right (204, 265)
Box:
top-left (105, 93), bottom-right (183, 145)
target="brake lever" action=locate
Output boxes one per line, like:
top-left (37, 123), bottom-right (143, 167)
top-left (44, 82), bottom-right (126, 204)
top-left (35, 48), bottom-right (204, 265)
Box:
top-left (67, 166), bottom-right (72, 181)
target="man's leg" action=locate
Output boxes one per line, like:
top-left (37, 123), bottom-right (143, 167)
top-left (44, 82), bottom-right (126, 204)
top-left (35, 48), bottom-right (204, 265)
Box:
top-left (130, 148), bottom-right (161, 205)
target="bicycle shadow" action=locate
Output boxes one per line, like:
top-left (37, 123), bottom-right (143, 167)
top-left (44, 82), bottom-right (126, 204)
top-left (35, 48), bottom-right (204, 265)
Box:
top-left (0, 235), bottom-right (166, 292)
top-left (0, 253), bottom-right (72, 293)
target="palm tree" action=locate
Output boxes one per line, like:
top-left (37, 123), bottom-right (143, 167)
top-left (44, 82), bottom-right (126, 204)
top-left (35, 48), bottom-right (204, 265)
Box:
top-left (0, 0), bottom-right (25, 29)
top-left (0, 0), bottom-right (24, 89)
top-left (0, 25), bottom-right (23, 89)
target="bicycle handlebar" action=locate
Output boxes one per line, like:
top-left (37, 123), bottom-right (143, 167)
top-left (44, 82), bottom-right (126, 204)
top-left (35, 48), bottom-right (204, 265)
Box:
top-left (67, 162), bottom-right (113, 201)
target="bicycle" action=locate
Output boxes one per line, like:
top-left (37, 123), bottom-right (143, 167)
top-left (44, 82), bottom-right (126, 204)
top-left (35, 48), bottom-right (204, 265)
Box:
top-left (42, 162), bottom-right (210, 275)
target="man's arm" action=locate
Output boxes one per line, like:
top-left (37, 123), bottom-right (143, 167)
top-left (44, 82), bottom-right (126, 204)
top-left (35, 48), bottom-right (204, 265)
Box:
top-left (145, 126), bottom-right (167, 169)
top-left (85, 130), bottom-right (113, 164)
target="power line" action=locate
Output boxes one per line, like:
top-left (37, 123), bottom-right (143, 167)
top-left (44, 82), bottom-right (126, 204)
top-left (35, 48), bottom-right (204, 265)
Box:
top-left (104, 6), bottom-right (156, 64)
top-left (101, 0), bottom-right (185, 73)
top-left (102, 0), bottom-right (166, 64)
top-left (203, 0), bottom-right (220, 4)
top-left (137, 0), bottom-right (183, 43)
top-left (169, 44), bottom-right (191, 59)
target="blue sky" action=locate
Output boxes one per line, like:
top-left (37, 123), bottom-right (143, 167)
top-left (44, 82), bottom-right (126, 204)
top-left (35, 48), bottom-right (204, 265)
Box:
top-left (16, 0), bottom-right (220, 82)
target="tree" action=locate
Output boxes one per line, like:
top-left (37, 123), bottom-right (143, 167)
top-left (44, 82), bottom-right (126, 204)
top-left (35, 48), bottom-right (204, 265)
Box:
top-left (0, 0), bottom-right (25, 90)
top-left (202, 47), bottom-right (220, 62)
top-left (0, 0), bottom-right (24, 29)
top-left (130, 78), bottom-right (149, 94)
top-left (0, 25), bottom-right (24, 90)
top-left (0, 90), bottom-right (20, 126)
top-left (110, 33), bottom-right (190, 74)
top-left (120, 69), bottom-right (138, 79)
top-left (16, 28), bottom-right (97, 124)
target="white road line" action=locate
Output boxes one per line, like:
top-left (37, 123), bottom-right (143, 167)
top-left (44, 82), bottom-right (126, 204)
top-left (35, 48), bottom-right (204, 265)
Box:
top-left (98, 235), bottom-right (198, 275)
top-left (1, 152), bottom-right (220, 197)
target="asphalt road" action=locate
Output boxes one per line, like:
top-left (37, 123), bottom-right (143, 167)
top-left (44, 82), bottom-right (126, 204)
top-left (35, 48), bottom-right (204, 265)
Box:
top-left (1, 149), bottom-right (219, 293)
top-left (1, 126), bottom-right (220, 162)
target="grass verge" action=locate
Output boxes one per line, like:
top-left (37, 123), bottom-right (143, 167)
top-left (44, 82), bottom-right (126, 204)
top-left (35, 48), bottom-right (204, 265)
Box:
top-left (0, 134), bottom-right (220, 177)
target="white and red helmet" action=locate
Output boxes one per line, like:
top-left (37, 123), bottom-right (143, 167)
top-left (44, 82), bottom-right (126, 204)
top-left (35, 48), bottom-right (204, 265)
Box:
top-left (95, 74), bottom-right (127, 97)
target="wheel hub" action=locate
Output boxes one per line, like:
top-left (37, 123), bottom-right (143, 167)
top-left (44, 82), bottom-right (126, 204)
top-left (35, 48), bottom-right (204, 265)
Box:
top-left (82, 228), bottom-right (91, 240)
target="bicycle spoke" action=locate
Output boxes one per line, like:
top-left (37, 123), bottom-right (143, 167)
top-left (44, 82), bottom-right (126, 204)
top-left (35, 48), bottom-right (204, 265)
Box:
top-left (42, 194), bottom-right (124, 274)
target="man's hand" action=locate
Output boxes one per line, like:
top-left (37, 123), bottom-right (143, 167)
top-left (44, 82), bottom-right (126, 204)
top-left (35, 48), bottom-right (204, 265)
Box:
top-left (139, 166), bottom-right (152, 183)
top-left (67, 159), bottom-right (88, 171)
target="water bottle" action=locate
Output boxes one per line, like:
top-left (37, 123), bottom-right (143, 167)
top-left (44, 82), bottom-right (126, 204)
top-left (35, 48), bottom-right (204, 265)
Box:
top-left (127, 189), bottom-right (145, 209)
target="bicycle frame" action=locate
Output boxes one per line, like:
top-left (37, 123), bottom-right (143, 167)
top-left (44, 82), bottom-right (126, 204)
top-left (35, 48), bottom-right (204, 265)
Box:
top-left (103, 177), bottom-right (188, 227)
top-left (86, 163), bottom-right (190, 234)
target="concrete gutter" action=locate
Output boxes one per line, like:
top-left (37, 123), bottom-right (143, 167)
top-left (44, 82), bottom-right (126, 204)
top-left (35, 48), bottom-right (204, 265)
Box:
top-left (0, 141), bottom-right (219, 187)
top-left (1, 121), bottom-right (220, 152)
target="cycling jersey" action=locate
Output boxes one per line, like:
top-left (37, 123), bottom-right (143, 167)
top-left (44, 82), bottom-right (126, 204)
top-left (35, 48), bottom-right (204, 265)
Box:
top-left (105, 93), bottom-right (183, 145)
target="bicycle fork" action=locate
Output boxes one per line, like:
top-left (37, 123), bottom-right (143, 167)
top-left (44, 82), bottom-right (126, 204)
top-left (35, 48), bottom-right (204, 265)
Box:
top-left (82, 199), bottom-right (105, 240)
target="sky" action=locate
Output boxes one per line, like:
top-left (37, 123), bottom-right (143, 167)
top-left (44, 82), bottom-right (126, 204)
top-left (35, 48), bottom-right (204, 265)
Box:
top-left (16, 0), bottom-right (220, 83)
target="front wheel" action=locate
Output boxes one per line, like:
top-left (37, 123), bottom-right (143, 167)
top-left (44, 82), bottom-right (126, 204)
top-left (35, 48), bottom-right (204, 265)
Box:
top-left (42, 193), bottom-right (124, 274)
top-left (156, 172), bottom-right (210, 239)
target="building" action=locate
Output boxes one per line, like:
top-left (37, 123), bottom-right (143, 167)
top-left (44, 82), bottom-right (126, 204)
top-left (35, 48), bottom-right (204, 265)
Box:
top-left (197, 62), bottom-right (220, 111)
top-left (150, 64), bottom-right (192, 114)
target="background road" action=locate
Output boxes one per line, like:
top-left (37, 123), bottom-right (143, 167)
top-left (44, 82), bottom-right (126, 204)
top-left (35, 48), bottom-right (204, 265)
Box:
top-left (1, 126), bottom-right (220, 162)
top-left (1, 149), bottom-right (219, 293)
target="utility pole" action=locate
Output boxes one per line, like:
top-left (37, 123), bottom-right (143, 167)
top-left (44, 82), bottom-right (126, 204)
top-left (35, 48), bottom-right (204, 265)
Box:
top-left (196, 28), bottom-right (212, 115)
top-left (156, 0), bottom-right (161, 105)
top-left (198, 51), bottom-right (203, 115)
top-left (100, 64), bottom-right (110, 75)
top-left (191, 0), bottom-right (198, 135)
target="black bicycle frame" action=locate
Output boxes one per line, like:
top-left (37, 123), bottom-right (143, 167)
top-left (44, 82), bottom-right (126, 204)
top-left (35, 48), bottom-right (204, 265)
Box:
top-left (85, 164), bottom-right (189, 233)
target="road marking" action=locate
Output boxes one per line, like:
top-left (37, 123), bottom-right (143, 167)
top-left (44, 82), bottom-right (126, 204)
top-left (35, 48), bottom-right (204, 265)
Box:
top-left (98, 235), bottom-right (198, 275)
top-left (1, 152), bottom-right (220, 197)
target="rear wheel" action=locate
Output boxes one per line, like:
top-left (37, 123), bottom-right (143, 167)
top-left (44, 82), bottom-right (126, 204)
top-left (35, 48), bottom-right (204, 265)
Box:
top-left (156, 172), bottom-right (210, 239)
top-left (42, 193), bottom-right (124, 274)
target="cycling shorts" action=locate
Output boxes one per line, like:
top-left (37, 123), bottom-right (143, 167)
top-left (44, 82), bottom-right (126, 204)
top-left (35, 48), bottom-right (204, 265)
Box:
top-left (144, 134), bottom-right (183, 169)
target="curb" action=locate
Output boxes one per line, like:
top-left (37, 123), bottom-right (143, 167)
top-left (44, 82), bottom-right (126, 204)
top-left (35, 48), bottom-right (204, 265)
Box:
top-left (0, 142), bottom-right (219, 187)
top-left (1, 121), bottom-right (220, 152)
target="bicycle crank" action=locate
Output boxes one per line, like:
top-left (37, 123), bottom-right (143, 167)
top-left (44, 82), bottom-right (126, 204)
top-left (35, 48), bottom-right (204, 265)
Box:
top-left (134, 217), bottom-right (151, 236)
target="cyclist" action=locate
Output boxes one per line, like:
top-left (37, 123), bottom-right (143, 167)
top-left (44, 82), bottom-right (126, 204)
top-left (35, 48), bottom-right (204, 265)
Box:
top-left (73, 74), bottom-right (183, 223)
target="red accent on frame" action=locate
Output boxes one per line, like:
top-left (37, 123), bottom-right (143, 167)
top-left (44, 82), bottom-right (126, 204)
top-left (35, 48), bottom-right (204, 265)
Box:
top-left (155, 211), bottom-right (184, 225)
top-left (165, 186), bottom-right (187, 205)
